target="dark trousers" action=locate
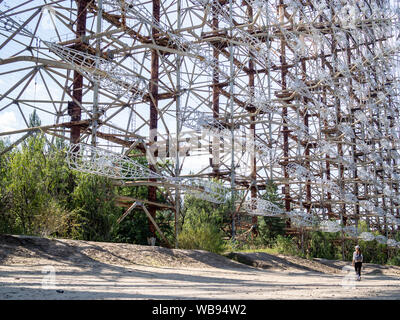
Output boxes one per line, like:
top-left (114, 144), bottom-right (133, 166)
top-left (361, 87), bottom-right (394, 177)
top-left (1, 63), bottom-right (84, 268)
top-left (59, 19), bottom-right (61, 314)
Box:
top-left (354, 262), bottom-right (362, 276)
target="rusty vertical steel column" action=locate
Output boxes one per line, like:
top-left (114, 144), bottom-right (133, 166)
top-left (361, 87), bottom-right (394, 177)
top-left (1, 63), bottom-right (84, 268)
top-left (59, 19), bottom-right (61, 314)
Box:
top-left (228, 0), bottom-right (236, 240)
top-left (301, 49), bottom-right (311, 213)
top-left (211, 1), bottom-right (220, 176)
top-left (148, 0), bottom-right (160, 238)
top-left (247, 2), bottom-right (257, 236)
top-left (92, 0), bottom-right (103, 147)
top-left (69, 0), bottom-right (88, 146)
top-left (278, 1), bottom-right (291, 227)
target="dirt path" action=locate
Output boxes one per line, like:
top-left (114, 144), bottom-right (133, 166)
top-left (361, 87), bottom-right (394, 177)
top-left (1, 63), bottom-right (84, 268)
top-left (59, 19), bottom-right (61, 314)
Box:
top-left (1, 235), bottom-right (400, 300)
top-left (227, 252), bottom-right (400, 276)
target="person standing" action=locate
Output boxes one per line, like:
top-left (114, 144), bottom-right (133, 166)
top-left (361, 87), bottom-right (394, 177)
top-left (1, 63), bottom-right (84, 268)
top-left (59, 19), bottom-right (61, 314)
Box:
top-left (352, 245), bottom-right (363, 281)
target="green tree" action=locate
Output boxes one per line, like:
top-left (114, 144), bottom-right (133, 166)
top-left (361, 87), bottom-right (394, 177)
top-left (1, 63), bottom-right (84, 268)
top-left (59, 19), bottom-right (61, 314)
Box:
top-left (28, 109), bottom-right (41, 127)
top-left (111, 209), bottom-right (150, 244)
top-left (0, 138), bottom-right (13, 233)
top-left (70, 172), bottom-right (120, 241)
top-left (4, 133), bottom-right (82, 237)
top-left (178, 191), bottom-right (230, 254)
top-left (0, 122), bottom-right (175, 244)
top-left (5, 135), bottom-right (50, 234)
top-left (257, 180), bottom-right (286, 246)
top-left (178, 206), bottom-right (225, 254)
top-left (274, 234), bottom-right (300, 256)
top-left (306, 230), bottom-right (338, 260)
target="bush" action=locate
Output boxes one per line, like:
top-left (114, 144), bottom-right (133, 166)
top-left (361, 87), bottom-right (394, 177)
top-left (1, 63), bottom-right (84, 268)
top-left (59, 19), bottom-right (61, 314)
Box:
top-left (257, 216), bottom-right (286, 246)
top-left (32, 199), bottom-right (83, 239)
top-left (387, 254), bottom-right (400, 266)
top-left (252, 180), bottom-right (286, 247)
top-left (177, 192), bottom-right (229, 254)
top-left (112, 210), bottom-right (152, 244)
top-left (178, 203), bottom-right (225, 254)
top-left (4, 136), bottom-right (49, 234)
top-left (0, 134), bottom-right (82, 235)
top-left (358, 239), bottom-right (388, 265)
top-left (273, 235), bottom-right (300, 256)
top-left (178, 221), bottom-right (225, 254)
top-left (71, 173), bottom-right (120, 241)
top-left (306, 231), bottom-right (338, 260)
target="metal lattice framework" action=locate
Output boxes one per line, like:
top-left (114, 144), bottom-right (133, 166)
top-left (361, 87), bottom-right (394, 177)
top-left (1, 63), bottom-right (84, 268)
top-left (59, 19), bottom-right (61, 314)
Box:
top-left (1, 0), bottom-right (400, 246)
top-left (67, 143), bottom-right (229, 203)
top-left (67, 142), bottom-right (162, 179)
top-left (44, 41), bottom-right (147, 100)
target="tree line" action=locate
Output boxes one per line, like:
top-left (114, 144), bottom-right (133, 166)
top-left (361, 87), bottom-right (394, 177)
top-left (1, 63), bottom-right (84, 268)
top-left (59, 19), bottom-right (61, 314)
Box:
top-left (0, 112), bottom-right (399, 265)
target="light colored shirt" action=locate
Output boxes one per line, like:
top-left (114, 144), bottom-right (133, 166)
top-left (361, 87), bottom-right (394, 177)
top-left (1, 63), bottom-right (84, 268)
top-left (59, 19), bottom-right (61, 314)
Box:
top-left (353, 251), bottom-right (363, 263)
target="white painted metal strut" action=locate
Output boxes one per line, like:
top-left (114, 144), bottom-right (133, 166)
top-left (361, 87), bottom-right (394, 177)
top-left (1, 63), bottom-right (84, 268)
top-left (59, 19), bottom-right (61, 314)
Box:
top-left (43, 41), bottom-right (147, 100)
top-left (67, 143), bottom-right (229, 203)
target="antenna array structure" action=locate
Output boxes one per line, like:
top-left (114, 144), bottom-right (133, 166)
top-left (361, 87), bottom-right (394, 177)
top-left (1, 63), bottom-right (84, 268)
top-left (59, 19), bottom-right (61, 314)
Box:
top-left (1, 0), bottom-right (400, 246)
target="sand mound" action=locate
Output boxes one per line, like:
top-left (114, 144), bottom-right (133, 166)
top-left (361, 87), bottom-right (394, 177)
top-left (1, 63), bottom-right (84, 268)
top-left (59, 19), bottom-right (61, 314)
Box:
top-left (0, 234), bottom-right (251, 270)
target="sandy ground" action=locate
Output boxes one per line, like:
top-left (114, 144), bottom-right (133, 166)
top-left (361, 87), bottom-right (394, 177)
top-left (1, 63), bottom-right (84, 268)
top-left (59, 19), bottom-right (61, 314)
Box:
top-left (1, 235), bottom-right (400, 300)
